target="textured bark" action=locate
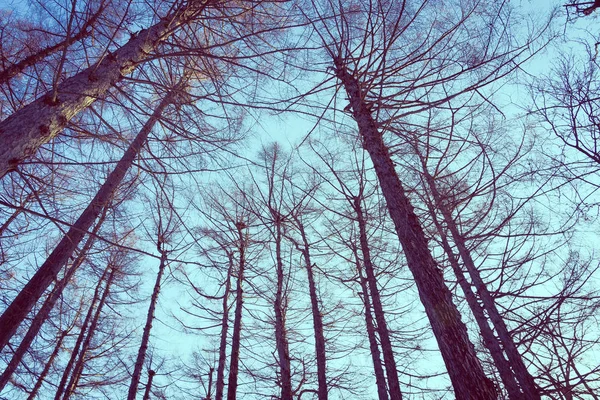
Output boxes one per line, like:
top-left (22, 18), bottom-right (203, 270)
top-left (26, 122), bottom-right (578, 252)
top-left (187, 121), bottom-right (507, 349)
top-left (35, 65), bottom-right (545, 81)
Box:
top-left (63, 266), bottom-right (116, 400)
top-left (0, 0), bottom-right (210, 177)
top-left (0, 5), bottom-right (105, 85)
top-left (127, 246), bottom-right (168, 400)
top-left (216, 255), bottom-right (232, 400)
top-left (142, 370), bottom-right (156, 400)
top-left (26, 329), bottom-right (69, 400)
top-left (293, 218), bottom-right (328, 400)
top-left (0, 206), bottom-right (108, 391)
top-left (334, 62), bottom-right (496, 400)
top-left (206, 367), bottom-right (215, 400)
top-left (226, 223), bottom-right (247, 400)
top-left (53, 267), bottom-right (109, 400)
top-left (425, 196), bottom-right (522, 399)
top-left (352, 244), bottom-right (389, 400)
top-left (423, 168), bottom-right (540, 399)
top-left (273, 220), bottom-right (293, 400)
top-left (0, 90), bottom-right (176, 351)
top-left (353, 196), bottom-right (403, 400)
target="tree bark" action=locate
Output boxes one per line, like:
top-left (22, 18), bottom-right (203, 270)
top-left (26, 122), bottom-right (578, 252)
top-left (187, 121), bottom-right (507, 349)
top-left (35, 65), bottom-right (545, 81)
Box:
top-left (63, 266), bottom-right (116, 400)
top-left (226, 223), bottom-right (247, 400)
top-left (53, 266), bottom-right (110, 400)
top-left (352, 244), bottom-right (389, 400)
top-left (0, 89), bottom-right (177, 352)
top-left (215, 254), bottom-right (232, 400)
top-left (142, 370), bottom-right (156, 400)
top-left (0, 205), bottom-right (108, 391)
top-left (293, 218), bottom-right (328, 400)
top-left (0, 4), bottom-right (105, 86)
top-left (422, 167), bottom-right (540, 399)
top-left (353, 196), bottom-right (403, 400)
top-left (424, 195), bottom-right (523, 399)
top-left (334, 61), bottom-right (497, 399)
top-left (0, 0), bottom-right (210, 177)
top-left (26, 329), bottom-right (69, 400)
top-left (127, 245), bottom-right (168, 400)
top-left (273, 219), bottom-right (293, 400)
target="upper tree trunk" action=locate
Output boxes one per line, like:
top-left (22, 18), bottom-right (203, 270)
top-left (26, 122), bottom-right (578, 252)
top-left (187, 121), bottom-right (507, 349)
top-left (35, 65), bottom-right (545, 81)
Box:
top-left (273, 219), bottom-right (293, 400)
top-left (216, 254), bottom-right (233, 400)
top-left (53, 266), bottom-right (110, 400)
top-left (0, 0), bottom-right (210, 177)
top-left (352, 243), bottom-right (389, 400)
top-left (353, 196), bottom-right (403, 400)
top-left (294, 218), bottom-right (328, 400)
top-left (26, 329), bottom-right (69, 400)
top-left (334, 62), bottom-right (496, 400)
top-left (0, 89), bottom-right (177, 352)
top-left (226, 223), bottom-right (247, 400)
top-left (142, 370), bottom-right (156, 400)
top-left (0, 205), bottom-right (108, 391)
top-left (422, 167), bottom-right (540, 399)
top-left (63, 266), bottom-right (116, 400)
top-left (127, 244), bottom-right (168, 400)
top-left (424, 194), bottom-right (523, 399)
top-left (0, 4), bottom-right (105, 86)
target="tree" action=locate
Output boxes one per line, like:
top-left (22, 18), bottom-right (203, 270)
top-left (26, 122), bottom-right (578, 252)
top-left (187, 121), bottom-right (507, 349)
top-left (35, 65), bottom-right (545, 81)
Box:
top-left (0, 76), bottom-right (188, 352)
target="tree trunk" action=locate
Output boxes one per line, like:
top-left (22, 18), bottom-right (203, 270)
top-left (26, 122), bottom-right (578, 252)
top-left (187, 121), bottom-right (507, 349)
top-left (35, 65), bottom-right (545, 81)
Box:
top-left (226, 223), bottom-right (247, 400)
top-left (142, 370), bottom-right (156, 400)
top-left (334, 62), bottom-right (497, 399)
top-left (353, 197), bottom-right (402, 400)
top-left (422, 167), bottom-right (540, 399)
top-left (352, 244), bottom-right (389, 400)
top-left (26, 329), bottom-right (69, 400)
top-left (0, 89), bottom-right (177, 352)
top-left (0, 5), bottom-right (105, 85)
top-left (353, 196), bottom-right (403, 400)
top-left (273, 220), bottom-right (293, 400)
top-left (216, 254), bottom-right (232, 400)
top-left (294, 218), bottom-right (328, 400)
top-left (0, 205), bottom-right (108, 391)
top-left (63, 266), bottom-right (116, 400)
top-left (127, 245), bottom-right (168, 400)
top-left (424, 195), bottom-right (522, 399)
top-left (0, 0), bottom-right (210, 177)
top-left (53, 266), bottom-right (110, 400)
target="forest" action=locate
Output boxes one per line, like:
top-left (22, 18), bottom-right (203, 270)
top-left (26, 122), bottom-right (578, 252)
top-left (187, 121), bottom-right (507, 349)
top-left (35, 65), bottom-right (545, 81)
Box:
top-left (0, 0), bottom-right (599, 399)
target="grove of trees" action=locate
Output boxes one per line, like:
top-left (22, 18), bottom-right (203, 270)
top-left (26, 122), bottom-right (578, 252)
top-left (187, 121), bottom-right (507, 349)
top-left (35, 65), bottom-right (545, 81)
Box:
top-left (0, 0), bottom-right (599, 399)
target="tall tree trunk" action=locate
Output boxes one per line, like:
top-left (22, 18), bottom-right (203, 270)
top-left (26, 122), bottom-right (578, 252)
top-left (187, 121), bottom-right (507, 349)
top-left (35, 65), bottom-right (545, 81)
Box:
top-left (127, 245), bottom-right (168, 400)
top-left (53, 266), bottom-right (110, 400)
top-left (63, 266), bottom-right (116, 400)
top-left (0, 205), bottom-right (108, 391)
top-left (424, 195), bottom-right (522, 399)
top-left (353, 196), bottom-right (403, 400)
top-left (26, 329), bottom-right (69, 400)
top-left (215, 254), bottom-right (232, 400)
top-left (0, 4), bottom-right (105, 85)
top-left (422, 167), bottom-right (540, 399)
top-left (206, 367), bottom-right (215, 400)
top-left (0, 89), bottom-right (178, 351)
top-left (351, 244), bottom-right (389, 400)
top-left (142, 370), bottom-right (156, 400)
top-left (0, 0), bottom-right (210, 177)
top-left (273, 220), bottom-right (292, 400)
top-left (226, 223), bottom-right (247, 400)
top-left (293, 218), bottom-right (328, 400)
top-left (334, 62), bottom-right (497, 399)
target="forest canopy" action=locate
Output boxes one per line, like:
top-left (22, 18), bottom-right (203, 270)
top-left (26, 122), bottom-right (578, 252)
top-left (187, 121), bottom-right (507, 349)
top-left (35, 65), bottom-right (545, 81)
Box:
top-left (0, 0), bottom-right (599, 399)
